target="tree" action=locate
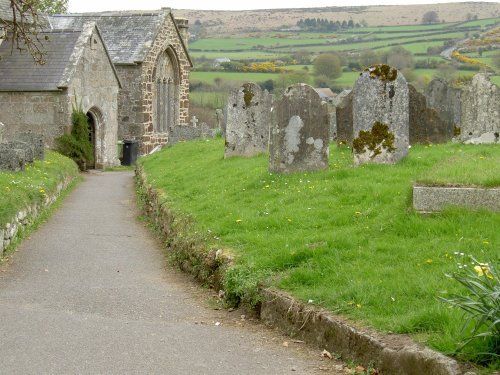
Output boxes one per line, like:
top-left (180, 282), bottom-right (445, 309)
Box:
top-left (313, 53), bottom-right (342, 80)
top-left (0, 0), bottom-right (68, 64)
top-left (493, 51), bottom-right (500, 69)
top-left (386, 46), bottom-right (415, 70)
top-left (360, 49), bottom-right (378, 67)
top-left (422, 11), bottom-right (439, 24)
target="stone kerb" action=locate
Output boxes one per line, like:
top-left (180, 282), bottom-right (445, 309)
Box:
top-left (460, 73), bottom-right (500, 144)
top-left (269, 83), bottom-right (329, 173)
top-left (224, 82), bottom-right (272, 158)
top-left (352, 65), bottom-right (409, 165)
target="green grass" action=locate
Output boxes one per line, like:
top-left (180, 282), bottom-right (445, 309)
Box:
top-left (140, 140), bottom-right (500, 364)
top-left (0, 151), bottom-right (79, 226)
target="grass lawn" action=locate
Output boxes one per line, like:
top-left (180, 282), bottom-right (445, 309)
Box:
top-left (140, 140), bottom-right (499, 365)
top-left (191, 71), bottom-right (282, 84)
top-left (0, 151), bottom-right (79, 226)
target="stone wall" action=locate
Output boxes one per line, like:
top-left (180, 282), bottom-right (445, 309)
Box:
top-left (116, 65), bottom-right (144, 141)
top-left (0, 92), bottom-right (70, 147)
top-left (67, 26), bottom-right (120, 168)
top-left (140, 11), bottom-right (191, 154)
top-left (0, 174), bottom-right (75, 256)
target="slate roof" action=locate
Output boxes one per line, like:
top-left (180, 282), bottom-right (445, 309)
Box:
top-left (0, 30), bottom-right (81, 91)
top-left (48, 11), bottom-right (165, 64)
top-left (0, 0), bottom-right (12, 23)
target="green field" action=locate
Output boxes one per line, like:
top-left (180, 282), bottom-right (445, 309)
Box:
top-left (140, 140), bottom-right (500, 365)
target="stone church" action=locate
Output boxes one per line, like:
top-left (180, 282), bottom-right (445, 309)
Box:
top-left (48, 9), bottom-right (192, 154)
top-left (0, 3), bottom-right (191, 163)
top-left (0, 21), bottom-right (122, 168)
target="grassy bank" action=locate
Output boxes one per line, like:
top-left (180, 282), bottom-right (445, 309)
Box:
top-left (139, 140), bottom-right (499, 366)
top-left (0, 151), bottom-right (79, 226)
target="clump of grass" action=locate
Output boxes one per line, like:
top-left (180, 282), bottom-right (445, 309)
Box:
top-left (139, 139), bottom-right (499, 365)
top-left (0, 151), bottom-right (79, 226)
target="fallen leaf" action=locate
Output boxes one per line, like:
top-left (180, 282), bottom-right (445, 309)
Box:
top-left (321, 349), bottom-right (332, 359)
top-left (282, 341), bottom-right (289, 347)
top-left (355, 366), bottom-right (366, 373)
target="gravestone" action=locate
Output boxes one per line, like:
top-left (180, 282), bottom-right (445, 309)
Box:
top-left (224, 82), bottom-right (272, 158)
top-left (16, 132), bottom-right (45, 160)
top-left (269, 83), bottom-right (329, 173)
top-left (408, 84), bottom-right (450, 144)
top-left (0, 121), bottom-right (4, 143)
top-left (334, 90), bottom-right (353, 146)
top-left (352, 65), bottom-right (409, 165)
top-left (460, 74), bottom-right (500, 144)
top-left (0, 144), bottom-right (25, 171)
top-left (200, 122), bottom-right (211, 138)
top-left (328, 105), bottom-right (337, 141)
top-left (190, 116), bottom-right (199, 128)
top-left (215, 109), bottom-right (224, 133)
top-left (424, 78), bottom-right (460, 137)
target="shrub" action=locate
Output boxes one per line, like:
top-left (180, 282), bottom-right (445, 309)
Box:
top-left (55, 109), bottom-right (94, 171)
top-left (440, 254), bottom-right (499, 364)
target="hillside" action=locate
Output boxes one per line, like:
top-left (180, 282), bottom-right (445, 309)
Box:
top-left (174, 2), bottom-right (500, 37)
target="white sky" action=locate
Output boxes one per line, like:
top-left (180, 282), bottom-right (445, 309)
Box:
top-left (67, 0), bottom-right (490, 12)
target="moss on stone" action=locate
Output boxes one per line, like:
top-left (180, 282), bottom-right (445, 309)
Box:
top-left (242, 84), bottom-right (254, 107)
top-left (353, 122), bottom-right (396, 158)
top-left (453, 125), bottom-right (461, 137)
top-left (364, 64), bottom-right (398, 82)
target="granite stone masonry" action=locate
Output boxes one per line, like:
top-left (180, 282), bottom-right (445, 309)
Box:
top-left (269, 83), bottom-right (329, 173)
top-left (224, 82), bottom-right (272, 158)
top-left (0, 144), bottom-right (25, 171)
top-left (334, 90), bottom-right (353, 147)
top-left (408, 85), bottom-right (450, 144)
top-left (0, 121), bottom-right (4, 142)
top-left (352, 65), bottom-right (409, 165)
top-left (460, 74), bottom-right (500, 144)
top-left (424, 78), bottom-right (461, 137)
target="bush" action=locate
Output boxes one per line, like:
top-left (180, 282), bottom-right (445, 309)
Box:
top-left (55, 109), bottom-right (94, 171)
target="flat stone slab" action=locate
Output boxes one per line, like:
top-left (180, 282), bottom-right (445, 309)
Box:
top-left (413, 186), bottom-right (500, 212)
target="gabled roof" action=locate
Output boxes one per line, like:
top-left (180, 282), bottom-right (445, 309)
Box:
top-left (48, 9), bottom-right (192, 66)
top-left (0, 22), bottom-right (120, 91)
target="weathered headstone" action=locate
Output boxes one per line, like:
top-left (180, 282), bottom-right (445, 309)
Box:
top-left (334, 90), bottom-right (353, 146)
top-left (224, 82), bottom-right (272, 158)
top-left (215, 108), bottom-right (224, 132)
top-left (424, 78), bottom-right (460, 137)
top-left (460, 74), bottom-right (500, 144)
top-left (408, 84), bottom-right (450, 144)
top-left (200, 122), bottom-right (211, 138)
top-left (15, 132), bottom-right (45, 160)
top-left (190, 116), bottom-right (199, 128)
top-left (269, 83), bottom-right (329, 173)
top-left (352, 65), bottom-right (409, 165)
top-left (0, 144), bottom-right (25, 171)
top-left (327, 105), bottom-right (337, 141)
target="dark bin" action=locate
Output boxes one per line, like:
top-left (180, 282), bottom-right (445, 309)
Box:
top-left (122, 140), bottom-right (139, 166)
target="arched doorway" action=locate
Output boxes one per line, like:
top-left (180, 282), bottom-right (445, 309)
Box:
top-left (86, 112), bottom-right (96, 169)
top-left (86, 107), bottom-right (105, 169)
top-left (153, 47), bottom-right (180, 133)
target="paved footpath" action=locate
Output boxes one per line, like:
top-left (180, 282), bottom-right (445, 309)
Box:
top-left (0, 172), bottom-right (341, 374)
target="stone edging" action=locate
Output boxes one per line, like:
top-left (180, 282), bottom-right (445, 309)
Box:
top-left (0, 175), bottom-right (75, 256)
top-left (413, 185), bottom-right (500, 213)
top-left (135, 165), bottom-right (465, 375)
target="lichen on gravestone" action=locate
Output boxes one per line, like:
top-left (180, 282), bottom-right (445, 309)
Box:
top-left (353, 122), bottom-right (395, 159)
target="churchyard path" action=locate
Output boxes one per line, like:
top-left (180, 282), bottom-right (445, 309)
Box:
top-left (0, 171), bottom-right (342, 374)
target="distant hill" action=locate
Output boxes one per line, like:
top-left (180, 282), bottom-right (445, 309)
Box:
top-left (174, 2), bottom-right (500, 37)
